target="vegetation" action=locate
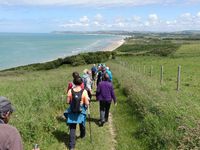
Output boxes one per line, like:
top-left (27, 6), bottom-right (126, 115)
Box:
top-left (1, 33), bottom-right (200, 149)
top-left (0, 65), bottom-right (117, 150)
top-left (107, 38), bottom-right (200, 149)
top-left (2, 51), bottom-right (114, 71)
top-left (116, 38), bottom-right (180, 56)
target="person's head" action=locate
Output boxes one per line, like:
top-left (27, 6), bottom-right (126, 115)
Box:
top-left (87, 70), bottom-right (92, 75)
top-left (72, 72), bottom-right (79, 79)
top-left (0, 96), bottom-right (15, 124)
top-left (106, 66), bottom-right (109, 70)
top-left (103, 73), bottom-right (110, 81)
top-left (93, 64), bottom-right (96, 67)
top-left (83, 69), bottom-right (88, 74)
top-left (73, 77), bottom-right (83, 86)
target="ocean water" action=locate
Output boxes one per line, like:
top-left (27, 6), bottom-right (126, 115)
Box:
top-left (0, 33), bottom-right (122, 70)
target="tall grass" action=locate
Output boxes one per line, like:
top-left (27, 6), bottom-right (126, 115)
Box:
top-left (107, 42), bottom-right (200, 149)
top-left (0, 64), bottom-right (114, 150)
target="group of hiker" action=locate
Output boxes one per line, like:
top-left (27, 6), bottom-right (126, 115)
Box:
top-left (64, 63), bottom-right (116, 150)
top-left (0, 63), bottom-right (116, 150)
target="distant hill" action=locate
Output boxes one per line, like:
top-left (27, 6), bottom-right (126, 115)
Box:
top-left (52, 30), bottom-right (200, 37)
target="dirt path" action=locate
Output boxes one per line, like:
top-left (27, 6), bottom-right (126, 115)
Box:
top-left (108, 112), bottom-right (117, 150)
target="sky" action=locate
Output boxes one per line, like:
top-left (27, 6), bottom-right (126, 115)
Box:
top-left (0, 0), bottom-right (200, 32)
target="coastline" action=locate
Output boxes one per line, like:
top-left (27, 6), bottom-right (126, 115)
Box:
top-left (0, 36), bottom-right (125, 71)
top-left (101, 39), bottom-right (125, 52)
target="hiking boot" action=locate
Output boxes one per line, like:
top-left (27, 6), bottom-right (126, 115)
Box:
top-left (98, 120), bottom-right (104, 127)
top-left (80, 133), bottom-right (85, 138)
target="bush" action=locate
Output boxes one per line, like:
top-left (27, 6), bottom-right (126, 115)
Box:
top-left (4, 51), bottom-right (113, 71)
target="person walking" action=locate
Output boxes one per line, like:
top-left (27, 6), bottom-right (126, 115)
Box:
top-left (91, 64), bottom-right (97, 82)
top-left (66, 72), bottom-right (84, 93)
top-left (82, 69), bottom-right (93, 100)
top-left (0, 96), bottom-right (23, 150)
top-left (96, 73), bottom-right (117, 126)
top-left (64, 77), bottom-right (89, 150)
top-left (106, 67), bottom-right (113, 82)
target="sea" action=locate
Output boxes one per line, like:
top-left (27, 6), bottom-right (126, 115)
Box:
top-left (0, 33), bottom-right (123, 70)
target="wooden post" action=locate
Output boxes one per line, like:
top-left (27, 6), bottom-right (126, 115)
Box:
top-left (160, 65), bottom-right (164, 85)
top-left (177, 65), bottom-right (181, 91)
top-left (150, 65), bottom-right (153, 77)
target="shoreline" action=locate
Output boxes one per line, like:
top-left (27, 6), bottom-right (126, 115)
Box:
top-left (101, 39), bottom-right (125, 52)
top-left (0, 37), bottom-right (125, 71)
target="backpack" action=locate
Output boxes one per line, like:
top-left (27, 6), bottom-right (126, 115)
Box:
top-left (91, 66), bottom-right (97, 73)
top-left (82, 76), bottom-right (87, 90)
top-left (70, 89), bottom-right (84, 113)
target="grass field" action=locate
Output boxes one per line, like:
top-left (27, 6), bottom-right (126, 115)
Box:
top-left (1, 35), bottom-right (200, 149)
top-left (107, 40), bottom-right (200, 149)
top-left (0, 63), bottom-right (145, 150)
top-left (0, 65), bottom-right (116, 150)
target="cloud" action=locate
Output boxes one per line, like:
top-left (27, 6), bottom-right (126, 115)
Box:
top-left (132, 16), bottom-right (141, 22)
top-left (0, 0), bottom-right (193, 6)
top-left (59, 11), bottom-right (200, 31)
top-left (60, 16), bottom-right (90, 28)
top-left (94, 14), bottom-right (103, 21)
top-left (197, 12), bottom-right (200, 17)
top-left (79, 16), bottom-right (89, 24)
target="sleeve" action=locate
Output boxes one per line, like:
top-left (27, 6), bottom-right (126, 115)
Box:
top-left (67, 82), bottom-right (73, 93)
top-left (67, 89), bottom-right (72, 104)
top-left (96, 83), bottom-right (101, 97)
top-left (80, 82), bottom-right (84, 89)
top-left (110, 84), bottom-right (116, 103)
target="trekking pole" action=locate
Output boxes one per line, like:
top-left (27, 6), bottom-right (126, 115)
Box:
top-left (87, 105), bottom-right (92, 143)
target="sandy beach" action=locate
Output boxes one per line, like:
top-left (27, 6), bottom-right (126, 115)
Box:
top-left (102, 39), bottom-right (125, 52)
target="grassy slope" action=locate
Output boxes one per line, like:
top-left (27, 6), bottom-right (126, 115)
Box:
top-left (111, 79), bottom-right (147, 150)
top-left (0, 65), bottom-right (114, 150)
top-left (1, 37), bottom-right (199, 149)
top-left (0, 63), bottom-right (145, 150)
top-left (107, 42), bottom-right (200, 149)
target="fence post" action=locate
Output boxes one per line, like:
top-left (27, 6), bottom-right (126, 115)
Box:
top-left (160, 65), bottom-right (164, 85)
top-left (177, 65), bottom-right (181, 91)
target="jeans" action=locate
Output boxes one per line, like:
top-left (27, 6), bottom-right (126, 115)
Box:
top-left (69, 123), bottom-right (85, 149)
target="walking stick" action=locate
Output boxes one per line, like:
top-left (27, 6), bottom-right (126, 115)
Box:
top-left (87, 105), bottom-right (92, 143)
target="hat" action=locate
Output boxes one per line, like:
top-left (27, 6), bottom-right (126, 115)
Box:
top-left (0, 96), bottom-right (15, 113)
top-left (83, 69), bottom-right (88, 74)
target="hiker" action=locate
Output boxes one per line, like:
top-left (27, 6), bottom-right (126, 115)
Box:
top-left (96, 73), bottom-right (117, 126)
top-left (0, 96), bottom-right (23, 150)
top-left (82, 69), bottom-right (92, 100)
top-left (96, 65), bottom-right (103, 86)
top-left (91, 64), bottom-right (97, 81)
top-left (66, 72), bottom-right (84, 93)
top-left (106, 67), bottom-right (113, 82)
top-left (64, 77), bottom-right (90, 150)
